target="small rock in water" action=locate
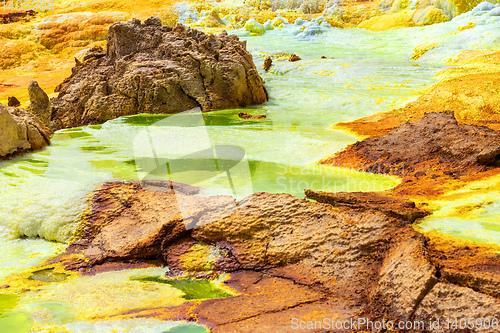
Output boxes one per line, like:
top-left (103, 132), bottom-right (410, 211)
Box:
top-left (263, 56), bottom-right (272, 71)
top-left (7, 96), bottom-right (20, 107)
top-left (238, 112), bottom-right (266, 119)
top-left (289, 54), bottom-right (301, 62)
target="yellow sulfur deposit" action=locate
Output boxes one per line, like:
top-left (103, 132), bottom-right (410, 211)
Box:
top-left (180, 242), bottom-right (219, 273)
top-left (413, 6), bottom-right (449, 25)
top-left (358, 10), bottom-right (415, 31)
top-left (21, 268), bottom-right (185, 319)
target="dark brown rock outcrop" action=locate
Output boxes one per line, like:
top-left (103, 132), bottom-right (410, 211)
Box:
top-left (7, 96), bottom-right (20, 107)
top-left (322, 111), bottom-right (500, 177)
top-left (0, 103), bottom-right (51, 159)
top-left (0, 10), bottom-right (35, 24)
top-left (48, 18), bottom-right (268, 130)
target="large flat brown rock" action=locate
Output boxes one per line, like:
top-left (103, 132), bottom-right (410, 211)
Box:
top-left (323, 111), bottom-right (500, 177)
top-left (55, 182), bottom-right (500, 331)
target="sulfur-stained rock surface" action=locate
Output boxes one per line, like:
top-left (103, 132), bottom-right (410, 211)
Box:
top-left (427, 235), bottom-right (500, 300)
top-left (335, 58), bottom-right (500, 137)
top-left (49, 18), bottom-right (268, 130)
top-left (322, 111), bottom-right (500, 177)
top-left (54, 182), bottom-right (500, 331)
top-left (0, 103), bottom-right (51, 160)
top-left (414, 283), bottom-right (500, 333)
top-left (374, 235), bottom-right (438, 321)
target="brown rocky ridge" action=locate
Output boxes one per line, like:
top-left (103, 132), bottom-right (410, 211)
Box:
top-left (48, 17), bottom-right (269, 130)
top-left (322, 111), bottom-right (500, 179)
top-left (45, 180), bottom-right (500, 332)
top-left (0, 10), bottom-right (35, 24)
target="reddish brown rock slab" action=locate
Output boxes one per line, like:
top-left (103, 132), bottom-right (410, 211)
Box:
top-left (194, 271), bottom-right (324, 327)
top-left (50, 182), bottom-right (500, 329)
top-left (65, 181), bottom-right (187, 268)
top-left (62, 180), bottom-right (236, 270)
top-left (304, 189), bottom-right (429, 222)
top-left (414, 283), bottom-right (500, 333)
top-left (322, 111), bottom-right (500, 177)
top-left (209, 300), bottom-right (364, 333)
top-left (191, 192), bottom-right (411, 302)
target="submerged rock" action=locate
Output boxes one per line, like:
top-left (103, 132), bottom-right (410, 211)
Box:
top-left (49, 18), bottom-right (268, 130)
top-left (0, 104), bottom-right (51, 159)
top-left (323, 111), bottom-right (500, 177)
top-left (238, 112), bottom-right (266, 119)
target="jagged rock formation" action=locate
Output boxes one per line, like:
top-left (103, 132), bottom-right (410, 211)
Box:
top-left (322, 111), bottom-right (500, 177)
top-left (54, 181), bottom-right (500, 331)
top-left (27, 80), bottom-right (52, 125)
top-left (49, 18), bottom-right (269, 130)
top-left (0, 103), bottom-right (51, 159)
